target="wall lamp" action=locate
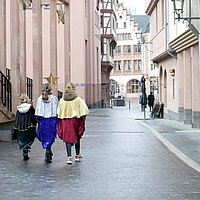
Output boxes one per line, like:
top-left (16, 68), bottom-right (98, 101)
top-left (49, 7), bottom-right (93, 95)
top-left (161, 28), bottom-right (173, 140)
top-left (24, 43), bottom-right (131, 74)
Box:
top-left (171, 0), bottom-right (200, 22)
top-left (135, 32), bottom-right (144, 44)
top-left (135, 32), bottom-right (152, 45)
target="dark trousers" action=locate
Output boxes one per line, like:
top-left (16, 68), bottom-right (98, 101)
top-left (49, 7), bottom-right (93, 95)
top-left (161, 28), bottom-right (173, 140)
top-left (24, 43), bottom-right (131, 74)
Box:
top-left (149, 105), bottom-right (153, 112)
top-left (65, 140), bottom-right (80, 157)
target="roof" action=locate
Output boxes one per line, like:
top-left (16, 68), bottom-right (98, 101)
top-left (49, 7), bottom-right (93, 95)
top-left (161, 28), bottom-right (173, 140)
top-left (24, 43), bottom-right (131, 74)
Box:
top-left (132, 15), bottom-right (150, 33)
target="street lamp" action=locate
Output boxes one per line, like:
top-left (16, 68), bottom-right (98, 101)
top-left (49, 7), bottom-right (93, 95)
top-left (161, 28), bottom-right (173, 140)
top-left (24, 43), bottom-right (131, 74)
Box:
top-left (172, 0), bottom-right (184, 21)
top-left (172, 0), bottom-right (200, 22)
top-left (135, 31), bottom-right (152, 45)
top-left (135, 31), bottom-right (143, 44)
top-left (140, 75), bottom-right (147, 119)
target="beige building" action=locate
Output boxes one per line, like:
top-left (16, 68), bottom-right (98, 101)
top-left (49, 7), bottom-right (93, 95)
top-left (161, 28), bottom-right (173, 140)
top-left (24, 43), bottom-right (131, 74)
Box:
top-left (0, 0), bottom-right (101, 127)
top-left (145, 0), bottom-right (200, 127)
top-left (111, 3), bottom-right (153, 99)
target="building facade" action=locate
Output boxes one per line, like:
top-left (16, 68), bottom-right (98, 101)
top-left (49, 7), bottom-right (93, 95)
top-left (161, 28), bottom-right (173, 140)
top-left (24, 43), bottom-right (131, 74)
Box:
top-left (145, 0), bottom-right (200, 127)
top-left (0, 0), bottom-right (101, 123)
top-left (111, 3), bottom-right (152, 99)
top-left (100, 0), bottom-right (118, 107)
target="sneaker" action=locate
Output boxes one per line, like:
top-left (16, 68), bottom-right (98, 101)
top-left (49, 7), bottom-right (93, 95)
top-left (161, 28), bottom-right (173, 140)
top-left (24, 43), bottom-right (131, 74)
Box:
top-left (75, 155), bottom-right (82, 162)
top-left (67, 157), bottom-right (72, 165)
top-left (78, 154), bottom-right (83, 158)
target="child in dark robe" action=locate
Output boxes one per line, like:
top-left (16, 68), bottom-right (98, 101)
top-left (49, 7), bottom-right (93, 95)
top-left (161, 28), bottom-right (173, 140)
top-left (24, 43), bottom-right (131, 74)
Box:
top-left (14, 94), bottom-right (36, 161)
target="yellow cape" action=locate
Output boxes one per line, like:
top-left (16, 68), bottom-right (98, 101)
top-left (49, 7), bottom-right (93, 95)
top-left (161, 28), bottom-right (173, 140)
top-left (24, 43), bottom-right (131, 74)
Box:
top-left (57, 96), bottom-right (89, 119)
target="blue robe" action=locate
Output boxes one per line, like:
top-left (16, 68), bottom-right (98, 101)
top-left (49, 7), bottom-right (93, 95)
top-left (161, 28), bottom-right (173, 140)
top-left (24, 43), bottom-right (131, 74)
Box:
top-left (36, 116), bottom-right (57, 149)
top-left (35, 95), bottom-right (58, 149)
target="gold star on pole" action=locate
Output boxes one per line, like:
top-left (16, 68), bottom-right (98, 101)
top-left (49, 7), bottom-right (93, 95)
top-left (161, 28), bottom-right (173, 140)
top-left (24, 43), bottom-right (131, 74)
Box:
top-left (56, 4), bottom-right (65, 24)
top-left (43, 73), bottom-right (59, 87)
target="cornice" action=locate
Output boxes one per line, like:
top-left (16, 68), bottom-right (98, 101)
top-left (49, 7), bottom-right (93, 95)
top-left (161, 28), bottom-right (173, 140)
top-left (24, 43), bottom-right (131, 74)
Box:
top-left (145, 0), bottom-right (159, 15)
top-left (170, 29), bottom-right (198, 53)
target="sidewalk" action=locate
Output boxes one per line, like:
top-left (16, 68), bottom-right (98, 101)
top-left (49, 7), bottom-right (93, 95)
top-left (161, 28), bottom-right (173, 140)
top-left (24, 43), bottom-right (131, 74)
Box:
top-left (127, 99), bottom-right (200, 173)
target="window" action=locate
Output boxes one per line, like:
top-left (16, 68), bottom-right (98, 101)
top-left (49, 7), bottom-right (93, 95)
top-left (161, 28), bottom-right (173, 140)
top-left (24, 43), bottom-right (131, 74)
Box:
top-left (124, 22), bottom-right (126, 28)
top-left (123, 45), bottom-right (131, 53)
top-left (124, 60), bottom-right (128, 70)
top-left (134, 60), bottom-right (142, 70)
top-left (127, 79), bottom-right (140, 93)
top-left (123, 45), bottom-right (128, 53)
top-left (117, 34), bottom-right (123, 40)
top-left (114, 61), bottom-right (122, 71)
top-left (123, 60), bottom-right (131, 71)
top-left (117, 46), bottom-right (121, 53)
top-left (118, 61), bottom-right (121, 70)
top-left (133, 45), bottom-right (141, 53)
top-left (128, 60), bottom-right (131, 70)
top-left (128, 45), bottom-right (131, 53)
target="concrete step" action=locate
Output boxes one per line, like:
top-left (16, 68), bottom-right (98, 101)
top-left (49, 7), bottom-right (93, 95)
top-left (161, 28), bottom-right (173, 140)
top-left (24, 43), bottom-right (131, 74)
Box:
top-left (0, 120), bottom-right (15, 142)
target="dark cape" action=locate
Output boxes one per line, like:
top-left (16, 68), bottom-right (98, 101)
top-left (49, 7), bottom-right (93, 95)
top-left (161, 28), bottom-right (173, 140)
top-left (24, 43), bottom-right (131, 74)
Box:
top-left (14, 106), bottom-right (36, 150)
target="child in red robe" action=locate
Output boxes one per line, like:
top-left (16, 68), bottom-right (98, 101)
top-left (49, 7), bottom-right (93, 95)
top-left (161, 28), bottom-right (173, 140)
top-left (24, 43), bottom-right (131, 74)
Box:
top-left (57, 83), bottom-right (89, 165)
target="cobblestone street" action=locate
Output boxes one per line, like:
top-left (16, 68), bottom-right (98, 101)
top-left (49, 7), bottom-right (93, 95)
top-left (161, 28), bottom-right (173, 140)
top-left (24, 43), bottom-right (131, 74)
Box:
top-left (1, 105), bottom-right (200, 199)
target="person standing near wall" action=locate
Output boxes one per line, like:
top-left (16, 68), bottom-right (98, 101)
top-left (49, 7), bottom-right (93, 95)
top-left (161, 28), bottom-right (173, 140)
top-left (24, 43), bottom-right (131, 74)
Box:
top-left (35, 83), bottom-right (58, 164)
top-left (147, 92), bottom-right (155, 112)
top-left (57, 83), bottom-right (89, 165)
top-left (14, 94), bottom-right (36, 161)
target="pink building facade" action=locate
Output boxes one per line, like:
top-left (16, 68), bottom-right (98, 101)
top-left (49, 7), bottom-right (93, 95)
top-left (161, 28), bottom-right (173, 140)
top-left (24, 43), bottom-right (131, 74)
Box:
top-left (0, 0), bottom-right (101, 123)
top-left (145, 0), bottom-right (200, 127)
top-left (111, 3), bottom-right (154, 99)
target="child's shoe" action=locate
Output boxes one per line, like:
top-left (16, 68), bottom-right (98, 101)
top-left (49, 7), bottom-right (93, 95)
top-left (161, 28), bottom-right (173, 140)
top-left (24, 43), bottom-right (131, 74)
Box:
top-left (67, 157), bottom-right (72, 165)
top-left (75, 155), bottom-right (82, 162)
top-left (23, 149), bottom-right (30, 161)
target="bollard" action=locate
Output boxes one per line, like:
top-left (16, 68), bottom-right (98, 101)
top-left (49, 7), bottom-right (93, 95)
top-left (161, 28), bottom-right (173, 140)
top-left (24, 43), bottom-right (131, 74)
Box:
top-left (129, 101), bottom-right (130, 110)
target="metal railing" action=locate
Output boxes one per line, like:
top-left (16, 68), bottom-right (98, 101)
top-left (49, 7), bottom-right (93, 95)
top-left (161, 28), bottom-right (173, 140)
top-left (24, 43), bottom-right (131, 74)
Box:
top-left (0, 71), bottom-right (12, 111)
top-left (26, 77), bottom-right (33, 100)
top-left (58, 91), bottom-right (63, 101)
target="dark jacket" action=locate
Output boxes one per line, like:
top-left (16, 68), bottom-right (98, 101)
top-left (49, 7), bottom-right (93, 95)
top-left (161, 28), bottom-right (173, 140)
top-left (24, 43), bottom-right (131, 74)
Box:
top-left (147, 94), bottom-right (155, 106)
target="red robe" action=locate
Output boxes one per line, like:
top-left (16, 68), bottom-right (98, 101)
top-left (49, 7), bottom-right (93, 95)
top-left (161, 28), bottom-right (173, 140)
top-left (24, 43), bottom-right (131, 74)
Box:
top-left (57, 116), bottom-right (86, 143)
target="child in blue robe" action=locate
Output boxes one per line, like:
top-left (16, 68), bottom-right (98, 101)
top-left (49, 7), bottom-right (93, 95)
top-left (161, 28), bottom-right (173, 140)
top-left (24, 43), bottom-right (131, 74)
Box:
top-left (35, 83), bottom-right (58, 164)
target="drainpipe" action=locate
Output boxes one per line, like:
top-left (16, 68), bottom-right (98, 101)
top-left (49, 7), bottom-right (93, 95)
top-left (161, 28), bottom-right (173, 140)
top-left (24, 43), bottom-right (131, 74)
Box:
top-left (164, 0), bottom-right (167, 52)
top-left (198, 0), bottom-right (200, 81)
top-left (164, 0), bottom-right (177, 59)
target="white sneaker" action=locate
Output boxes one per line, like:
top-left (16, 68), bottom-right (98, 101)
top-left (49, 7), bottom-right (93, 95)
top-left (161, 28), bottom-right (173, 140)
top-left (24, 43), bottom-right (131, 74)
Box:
top-left (67, 157), bottom-right (72, 165)
top-left (75, 155), bottom-right (82, 162)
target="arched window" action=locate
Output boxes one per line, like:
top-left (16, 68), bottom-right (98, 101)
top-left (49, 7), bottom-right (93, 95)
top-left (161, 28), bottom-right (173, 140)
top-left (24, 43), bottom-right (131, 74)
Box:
top-left (127, 79), bottom-right (140, 93)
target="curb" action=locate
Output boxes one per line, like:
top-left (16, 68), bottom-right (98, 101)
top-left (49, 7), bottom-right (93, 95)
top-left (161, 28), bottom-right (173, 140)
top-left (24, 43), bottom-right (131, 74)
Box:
top-left (138, 120), bottom-right (200, 173)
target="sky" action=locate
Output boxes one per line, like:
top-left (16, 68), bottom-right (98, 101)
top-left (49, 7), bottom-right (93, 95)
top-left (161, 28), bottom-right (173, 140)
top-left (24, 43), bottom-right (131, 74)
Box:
top-left (118, 0), bottom-right (146, 15)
